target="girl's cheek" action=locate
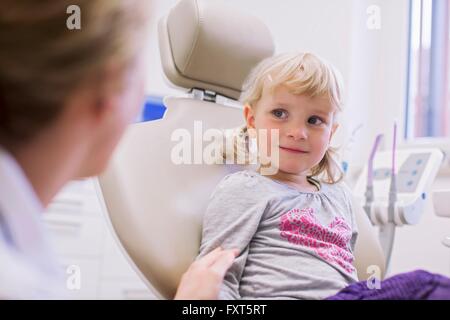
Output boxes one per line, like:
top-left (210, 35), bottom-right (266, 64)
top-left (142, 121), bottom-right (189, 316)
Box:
top-left (318, 135), bottom-right (331, 151)
top-left (255, 117), bottom-right (272, 133)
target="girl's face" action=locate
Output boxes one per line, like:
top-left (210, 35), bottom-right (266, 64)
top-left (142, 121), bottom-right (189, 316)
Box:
top-left (244, 85), bottom-right (338, 176)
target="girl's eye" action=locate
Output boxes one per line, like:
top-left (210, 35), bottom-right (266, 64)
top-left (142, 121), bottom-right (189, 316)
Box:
top-left (308, 116), bottom-right (324, 125)
top-left (272, 109), bottom-right (288, 119)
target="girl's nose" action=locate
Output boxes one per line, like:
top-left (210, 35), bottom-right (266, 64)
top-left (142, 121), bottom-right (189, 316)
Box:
top-left (287, 126), bottom-right (307, 140)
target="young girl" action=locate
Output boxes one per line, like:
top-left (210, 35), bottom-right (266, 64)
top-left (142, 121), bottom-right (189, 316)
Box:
top-left (198, 52), bottom-right (360, 300)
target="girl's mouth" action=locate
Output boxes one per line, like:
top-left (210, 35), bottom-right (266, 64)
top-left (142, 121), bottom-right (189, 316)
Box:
top-left (279, 146), bottom-right (308, 154)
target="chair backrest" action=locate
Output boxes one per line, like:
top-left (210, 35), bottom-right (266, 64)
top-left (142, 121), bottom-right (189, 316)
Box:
top-left (97, 0), bottom-right (384, 299)
top-left (97, 97), bottom-right (248, 299)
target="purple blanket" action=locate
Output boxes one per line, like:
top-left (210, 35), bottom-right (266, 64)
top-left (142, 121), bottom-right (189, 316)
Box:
top-left (327, 270), bottom-right (450, 300)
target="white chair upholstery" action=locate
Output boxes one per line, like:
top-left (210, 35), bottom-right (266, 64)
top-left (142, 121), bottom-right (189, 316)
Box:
top-left (97, 0), bottom-right (385, 299)
top-left (158, 0), bottom-right (275, 99)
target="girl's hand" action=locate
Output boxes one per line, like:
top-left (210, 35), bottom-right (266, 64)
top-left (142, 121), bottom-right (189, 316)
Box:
top-left (174, 247), bottom-right (238, 300)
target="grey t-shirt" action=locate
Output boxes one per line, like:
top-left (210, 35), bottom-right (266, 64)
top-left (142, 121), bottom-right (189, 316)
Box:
top-left (198, 170), bottom-right (359, 300)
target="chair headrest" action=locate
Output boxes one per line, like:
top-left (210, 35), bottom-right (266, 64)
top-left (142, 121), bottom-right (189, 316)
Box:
top-left (158, 0), bottom-right (275, 100)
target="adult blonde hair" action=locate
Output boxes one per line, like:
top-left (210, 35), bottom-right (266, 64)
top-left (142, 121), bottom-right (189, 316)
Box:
top-left (235, 52), bottom-right (345, 184)
top-left (0, 0), bottom-right (151, 148)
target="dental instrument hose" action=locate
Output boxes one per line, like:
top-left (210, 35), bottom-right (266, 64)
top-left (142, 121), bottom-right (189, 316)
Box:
top-left (379, 122), bottom-right (398, 274)
top-left (364, 134), bottom-right (383, 222)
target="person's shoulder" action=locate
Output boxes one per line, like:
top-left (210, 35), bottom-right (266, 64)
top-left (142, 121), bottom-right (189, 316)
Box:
top-left (221, 169), bottom-right (258, 182)
top-left (321, 180), bottom-right (357, 225)
top-left (215, 170), bottom-right (260, 191)
top-left (210, 169), bottom-right (271, 199)
top-left (336, 180), bottom-right (353, 195)
top-left (320, 180), bottom-right (353, 202)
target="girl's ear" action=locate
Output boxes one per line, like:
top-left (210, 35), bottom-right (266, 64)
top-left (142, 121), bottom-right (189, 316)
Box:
top-left (243, 104), bottom-right (255, 130)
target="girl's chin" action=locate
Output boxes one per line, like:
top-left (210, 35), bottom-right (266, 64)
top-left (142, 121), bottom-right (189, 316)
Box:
top-left (277, 167), bottom-right (309, 175)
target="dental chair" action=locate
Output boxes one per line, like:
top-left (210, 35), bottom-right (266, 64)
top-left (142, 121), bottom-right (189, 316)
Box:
top-left (97, 0), bottom-right (385, 299)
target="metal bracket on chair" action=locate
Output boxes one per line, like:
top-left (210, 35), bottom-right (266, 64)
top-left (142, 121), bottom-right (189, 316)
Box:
top-left (190, 88), bottom-right (243, 110)
top-left (191, 88), bottom-right (217, 102)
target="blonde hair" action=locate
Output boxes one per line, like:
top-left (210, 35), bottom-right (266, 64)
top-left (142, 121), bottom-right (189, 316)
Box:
top-left (0, 0), bottom-right (151, 148)
top-left (233, 52), bottom-right (345, 184)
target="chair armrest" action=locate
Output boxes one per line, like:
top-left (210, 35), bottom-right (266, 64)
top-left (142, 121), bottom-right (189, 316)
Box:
top-left (352, 194), bottom-right (386, 281)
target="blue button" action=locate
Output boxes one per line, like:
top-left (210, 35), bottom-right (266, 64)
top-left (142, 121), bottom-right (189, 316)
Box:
top-left (416, 159), bottom-right (423, 165)
top-left (139, 96), bottom-right (166, 122)
top-left (407, 181), bottom-right (413, 186)
top-left (422, 193), bottom-right (426, 200)
top-left (342, 161), bottom-right (348, 173)
top-left (412, 170), bottom-right (417, 176)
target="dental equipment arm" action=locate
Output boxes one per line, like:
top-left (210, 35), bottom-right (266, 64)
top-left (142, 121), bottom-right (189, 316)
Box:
top-left (353, 193), bottom-right (386, 280)
top-left (357, 123), bottom-right (443, 273)
top-left (364, 134), bottom-right (383, 220)
top-left (433, 189), bottom-right (450, 248)
top-left (378, 123), bottom-right (397, 271)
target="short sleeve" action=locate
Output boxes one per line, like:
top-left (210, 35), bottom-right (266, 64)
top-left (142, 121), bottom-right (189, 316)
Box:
top-left (340, 182), bottom-right (359, 252)
top-left (198, 171), bottom-right (269, 299)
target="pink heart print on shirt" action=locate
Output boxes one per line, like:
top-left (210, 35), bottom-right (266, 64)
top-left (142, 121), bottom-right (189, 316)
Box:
top-left (279, 207), bottom-right (355, 274)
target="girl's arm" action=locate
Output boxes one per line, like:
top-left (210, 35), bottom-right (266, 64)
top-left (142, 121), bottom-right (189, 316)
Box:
top-left (198, 173), bottom-right (268, 299)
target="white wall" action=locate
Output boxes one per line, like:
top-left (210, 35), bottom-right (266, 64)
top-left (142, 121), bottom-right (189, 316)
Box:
top-left (345, 0), bottom-right (410, 167)
top-left (225, 0), bottom-right (354, 80)
top-left (144, 0), bottom-right (354, 96)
